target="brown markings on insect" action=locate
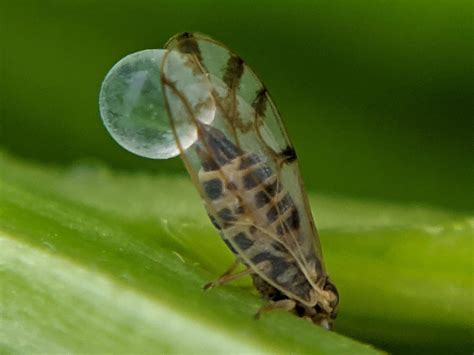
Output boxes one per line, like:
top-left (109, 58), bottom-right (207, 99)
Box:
top-left (197, 127), bottom-right (314, 299)
top-left (231, 84), bottom-right (268, 135)
top-left (247, 86), bottom-right (288, 166)
top-left (223, 55), bottom-right (244, 90)
top-left (175, 32), bottom-right (203, 61)
top-left (278, 146), bottom-right (297, 164)
top-left (171, 32), bottom-right (208, 77)
top-left (195, 125), bottom-right (338, 327)
top-left (193, 96), bottom-right (215, 119)
top-left (214, 53), bottom-right (260, 135)
top-left (222, 54), bottom-right (245, 145)
top-left (162, 32), bottom-right (339, 328)
top-left (252, 87), bottom-right (268, 118)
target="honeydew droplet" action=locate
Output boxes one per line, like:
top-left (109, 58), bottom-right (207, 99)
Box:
top-left (99, 49), bottom-right (215, 159)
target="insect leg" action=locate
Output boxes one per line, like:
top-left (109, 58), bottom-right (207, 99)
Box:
top-left (203, 262), bottom-right (253, 290)
top-left (203, 259), bottom-right (240, 290)
top-left (254, 299), bottom-right (296, 319)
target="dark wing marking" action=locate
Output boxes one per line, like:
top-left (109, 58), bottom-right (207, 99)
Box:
top-left (161, 32), bottom-right (327, 306)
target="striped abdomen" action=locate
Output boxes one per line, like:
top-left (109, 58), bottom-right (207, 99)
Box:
top-left (196, 126), bottom-right (314, 302)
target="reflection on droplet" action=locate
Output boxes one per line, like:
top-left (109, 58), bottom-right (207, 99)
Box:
top-left (99, 49), bottom-right (215, 159)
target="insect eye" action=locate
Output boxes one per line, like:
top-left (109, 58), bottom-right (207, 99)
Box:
top-left (324, 279), bottom-right (339, 309)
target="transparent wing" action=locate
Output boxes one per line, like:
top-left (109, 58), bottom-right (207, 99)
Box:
top-left (160, 32), bottom-right (326, 306)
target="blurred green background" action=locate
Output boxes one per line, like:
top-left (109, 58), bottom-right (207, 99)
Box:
top-left (1, 1), bottom-right (473, 354)
top-left (1, 0), bottom-right (473, 211)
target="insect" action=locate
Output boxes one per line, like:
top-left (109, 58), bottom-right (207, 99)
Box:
top-left (160, 32), bottom-right (339, 328)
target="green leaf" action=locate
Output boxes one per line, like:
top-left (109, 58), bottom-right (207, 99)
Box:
top-left (1, 151), bottom-right (472, 354)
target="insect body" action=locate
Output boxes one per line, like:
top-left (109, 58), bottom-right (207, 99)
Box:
top-left (160, 32), bottom-right (339, 328)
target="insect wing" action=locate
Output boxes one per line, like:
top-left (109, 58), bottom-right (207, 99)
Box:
top-left (161, 32), bottom-right (326, 306)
